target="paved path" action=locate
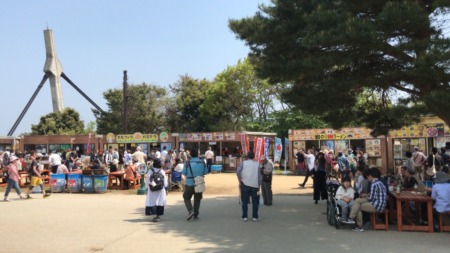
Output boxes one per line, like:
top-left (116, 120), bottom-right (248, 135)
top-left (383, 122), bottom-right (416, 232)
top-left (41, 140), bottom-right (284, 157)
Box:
top-left (1, 191), bottom-right (449, 253)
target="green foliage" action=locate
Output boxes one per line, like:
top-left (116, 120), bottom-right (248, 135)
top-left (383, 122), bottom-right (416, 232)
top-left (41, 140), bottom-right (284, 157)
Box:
top-left (30, 108), bottom-right (85, 135)
top-left (93, 83), bottom-right (168, 134)
top-left (167, 75), bottom-right (211, 132)
top-left (230, 0), bottom-right (450, 136)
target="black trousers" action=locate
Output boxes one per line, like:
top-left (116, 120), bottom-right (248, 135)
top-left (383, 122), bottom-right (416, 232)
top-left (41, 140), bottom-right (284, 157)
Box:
top-left (302, 169), bottom-right (313, 185)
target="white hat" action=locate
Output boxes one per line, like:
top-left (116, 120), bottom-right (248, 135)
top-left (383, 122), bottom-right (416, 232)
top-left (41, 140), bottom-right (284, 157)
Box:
top-left (155, 152), bottom-right (161, 158)
top-left (10, 156), bottom-right (19, 162)
top-left (36, 153), bottom-right (43, 158)
top-left (112, 159), bottom-right (119, 165)
top-left (261, 155), bottom-right (267, 160)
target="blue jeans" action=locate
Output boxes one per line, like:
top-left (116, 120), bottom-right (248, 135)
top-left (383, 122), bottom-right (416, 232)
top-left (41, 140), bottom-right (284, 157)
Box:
top-left (241, 184), bottom-right (259, 219)
top-left (5, 178), bottom-right (21, 197)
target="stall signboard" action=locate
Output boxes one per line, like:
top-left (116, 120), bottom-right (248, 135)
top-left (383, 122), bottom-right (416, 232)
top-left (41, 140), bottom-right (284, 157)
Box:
top-left (289, 128), bottom-right (373, 141)
top-left (264, 137), bottom-right (270, 159)
top-left (389, 122), bottom-right (449, 138)
top-left (225, 132), bottom-right (236, 140)
top-left (160, 132), bottom-right (169, 142)
top-left (204, 133), bottom-right (213, 141)
top-left (215, 133), bottom-right (224, 140)
top-left (240, 133), bottom-right (249, 154)
top-left (393, 144), bottom-right (403, 159)
top-left (115, 133), bottom-right (159, 143)
top-left (274, 137), bottom-right (283, 162)
top-left (365, 139), bottom-right (382, 157)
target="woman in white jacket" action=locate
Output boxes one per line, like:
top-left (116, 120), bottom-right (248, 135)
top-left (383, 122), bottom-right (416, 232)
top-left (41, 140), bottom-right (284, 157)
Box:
top-left (336, 177), bottom-right (355, 223)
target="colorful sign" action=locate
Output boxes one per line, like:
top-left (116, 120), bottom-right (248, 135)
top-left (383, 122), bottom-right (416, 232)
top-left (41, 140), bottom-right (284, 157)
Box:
top-left (159, 132), bottom-right (169, 142)
top-left (115, 133), bottom-right (159, 143)
top-left (264, 137), bottom-right (270, 159)
top-left (274, 137), bottom-right (282, 162)
top-left (254, 137), bottom-right (264, 162)
top-left (106, 133), bottom-right (115, 143)
top-left (225, 132), bottom-right (236, 140)
top-left (67, 179), bottom-right (77, 187)
top-left (289, 128), bottom-right (373, 141)
top-left (204, 133), bottom-right (213, 141)
top-left (240, 133), bottom-right (249, 155)
top-left (389, 123), bottom-right (448, 138)
top-left (285, 138), bottom-right (289, 163)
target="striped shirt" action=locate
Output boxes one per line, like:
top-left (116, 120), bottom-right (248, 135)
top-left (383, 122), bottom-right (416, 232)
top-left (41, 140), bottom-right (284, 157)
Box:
top-left (367, 178), bottom-right (387, 212)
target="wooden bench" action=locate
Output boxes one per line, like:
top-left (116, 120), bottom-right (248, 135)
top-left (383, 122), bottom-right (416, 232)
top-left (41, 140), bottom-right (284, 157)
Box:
top-left (124, 176), bottom-right (141, 189)
top-left (370, 209), bottom-right (389, 231)
top-left (438, 211), bottom-right (450, 232)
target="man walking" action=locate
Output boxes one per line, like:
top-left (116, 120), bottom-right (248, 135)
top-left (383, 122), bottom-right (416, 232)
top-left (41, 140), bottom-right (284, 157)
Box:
top-left (48, 150), bottom-right (62, 174)
top-left (182, 148), bottom-right (208, 221)
top-left (205, 147), bottom-right (214, 174)
top-left (260, 155), bottom-right (273, 206)
top-left (299, 149), bottom-right (315, 188)
top-left (237, 151), bottom-right (261, 222)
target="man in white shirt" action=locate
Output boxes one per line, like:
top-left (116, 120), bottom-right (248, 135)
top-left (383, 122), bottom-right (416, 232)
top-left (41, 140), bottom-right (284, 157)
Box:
top-left (237, 152), bottom-right (261, 222)
top-left (49, 150), bottom-right (62, 174)
top-left (299, 149), bottom-right (315, 188)
top-left (412, 146), bottom-right (427, 180)
top-left (205, 147), bottom-right (214, 173)
top-left (132, 146), bottom-right (147, 164)
top-left (161, 146), bottom-right (168, 162)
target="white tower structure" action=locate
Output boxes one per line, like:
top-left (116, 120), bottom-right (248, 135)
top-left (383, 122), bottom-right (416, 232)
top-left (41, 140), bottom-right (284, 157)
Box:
top-left (43, 29), bottom-right (65, 112)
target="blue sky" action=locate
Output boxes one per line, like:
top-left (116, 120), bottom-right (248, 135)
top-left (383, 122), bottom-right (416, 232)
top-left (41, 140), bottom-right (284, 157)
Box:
top-left (0, 0), bottom-right (268, 136)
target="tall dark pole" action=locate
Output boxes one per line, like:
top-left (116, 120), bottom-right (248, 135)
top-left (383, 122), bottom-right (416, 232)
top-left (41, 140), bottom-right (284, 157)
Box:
top-left (123, 70), bottom-right (129, 134)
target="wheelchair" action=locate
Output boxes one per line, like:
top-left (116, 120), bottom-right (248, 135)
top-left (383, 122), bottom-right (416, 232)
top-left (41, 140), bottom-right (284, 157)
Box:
top-left (326, 179), bottom-right (341, 229)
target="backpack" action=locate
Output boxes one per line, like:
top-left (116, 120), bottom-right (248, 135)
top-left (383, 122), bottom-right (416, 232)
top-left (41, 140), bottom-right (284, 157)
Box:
top-left (149, 168), bottom-right (164, 191)
top-left (2, 152), bottom-right (10, 167)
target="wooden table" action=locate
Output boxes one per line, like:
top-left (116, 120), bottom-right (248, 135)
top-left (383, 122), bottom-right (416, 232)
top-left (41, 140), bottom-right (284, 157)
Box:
top-left (389, 190), bottom-right (434, 233)
top-left (108, 171), bottom-right (125, 190)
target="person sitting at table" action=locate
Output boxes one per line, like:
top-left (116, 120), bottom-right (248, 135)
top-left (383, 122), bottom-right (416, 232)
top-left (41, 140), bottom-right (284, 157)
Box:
top-left (173, 158), bottom-right (183, 173)
top-left (88, 159), bottom-right (101, 170)
top-left (68, 160), bottom-right (82, 174)
top-left (400, 166), bottom-right (426, 190)
top-left (56, 164), bottom-right (69, 174)
top-left (110, 159), bottom-right (119, 173)
top-left (431, 171), bottom-right (450, 231)
top-left (348, 167), bottom-right (387, 232)
top-left (124, 161), bottom-right (137, 189)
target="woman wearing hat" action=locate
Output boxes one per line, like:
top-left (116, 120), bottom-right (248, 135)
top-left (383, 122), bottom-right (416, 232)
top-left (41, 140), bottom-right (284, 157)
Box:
top-left (3, 156), bottom-right (26, 201)
top-left (145, 158), bottom-right (168, 222)
top-left (110, 159), bottom-right (119, 173)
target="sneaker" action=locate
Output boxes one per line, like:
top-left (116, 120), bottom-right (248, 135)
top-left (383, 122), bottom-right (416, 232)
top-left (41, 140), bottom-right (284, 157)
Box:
top-left (193, 216), bottom-right (199, 221)
top-left (363, 222), bottom-right (371, 229)
top-left (43, 193), bottom-right (51, 199)
top-left (20, 195), bottom-right (27, 199)
top-left (352, 226), bottom-right (364, 232)
top-left (347, 218), bottom-right (356, 224)
top-left (241, 217), bottom-right (248, 222)
top-left (186, 211), bottom-right (195, 221)
top-left (298, 184), bottom-right (305, 188)
top-left (3, 198), bottom-right (10, 202)
top-left (252, 218), bottom-right (261, 222)
top-left (153, 217), bottom-right (160, 222)
top-left (25, 195), bottom-right (32, 199)
top-left (338, 217), bottom-right (347, 223)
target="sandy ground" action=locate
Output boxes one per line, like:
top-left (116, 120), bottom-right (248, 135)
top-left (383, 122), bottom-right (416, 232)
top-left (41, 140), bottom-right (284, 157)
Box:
top-left (1, 173), bottom-right (449, 253)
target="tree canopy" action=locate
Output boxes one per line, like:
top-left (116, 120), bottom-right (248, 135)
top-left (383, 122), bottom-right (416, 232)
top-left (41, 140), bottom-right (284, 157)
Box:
top-left (229, 0), bottom-right (450, 136)
top-left (30, 108), bottom-right (85, 135)
top-left (93, 83), bottom-right (168, 134)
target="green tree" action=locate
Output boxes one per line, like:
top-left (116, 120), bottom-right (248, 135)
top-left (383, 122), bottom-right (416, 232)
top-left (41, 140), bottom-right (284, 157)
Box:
top-left (93, 83), bottom-right (168, 134)
top-left (30, 108), bottom-right (85, 135)
top-left (167, 75), bottom-right (212, 132)
top-left (230, 0), bottom-right (450, 135)
top-left (201, 59), bottom-right (276, 131)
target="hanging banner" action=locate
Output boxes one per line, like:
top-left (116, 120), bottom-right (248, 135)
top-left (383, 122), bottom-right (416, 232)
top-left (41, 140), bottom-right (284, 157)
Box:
top-left (240, 133), bottom-right (249, 155)
top-left (87, 131), bottom-right (92, 154)
top-left (285, 138), bottom-right (289, 163)
top-left (253, 137), bottom-right (264, 162)
top-left (264, 137), bottom-right (270, 159)
top-left (274, 137), bottom-right (283, 162)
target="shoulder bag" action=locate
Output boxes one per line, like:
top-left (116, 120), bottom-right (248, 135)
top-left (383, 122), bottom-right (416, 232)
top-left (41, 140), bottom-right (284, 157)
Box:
top-left (188, 162), bottom-right (205, 193)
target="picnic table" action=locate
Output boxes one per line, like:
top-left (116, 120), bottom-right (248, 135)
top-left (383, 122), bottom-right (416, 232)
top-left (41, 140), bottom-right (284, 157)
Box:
top-left (108, 171), bottom-right (125, 190)
top-left (389, 190), bottom-right (434, 233)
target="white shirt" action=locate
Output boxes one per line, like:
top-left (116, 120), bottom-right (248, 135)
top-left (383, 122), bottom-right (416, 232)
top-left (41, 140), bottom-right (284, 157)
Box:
top-left (306, 154), bottom-right (315, 170)
top-left (161, 150), bottom-right (168, 161)
top-left (49, 153), bottom-right (62, 166)
top-left (335, 186), bottom-right (355, 200)
top-left (205, 150), bottom-right (214, 159)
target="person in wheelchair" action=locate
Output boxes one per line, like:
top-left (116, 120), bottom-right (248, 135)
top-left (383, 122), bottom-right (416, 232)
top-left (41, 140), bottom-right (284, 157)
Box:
top-left (335, 177), bottom-right (355, 224)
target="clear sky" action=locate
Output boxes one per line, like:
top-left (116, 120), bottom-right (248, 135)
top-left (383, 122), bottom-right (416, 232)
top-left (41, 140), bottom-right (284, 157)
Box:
top-left (0, 0), bottom-right (268, 136)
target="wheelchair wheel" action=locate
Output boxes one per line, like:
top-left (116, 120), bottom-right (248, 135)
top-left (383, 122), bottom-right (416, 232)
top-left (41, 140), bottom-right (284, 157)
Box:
top-left (328, 202), bottom-right (335, 226)
top-left (326, 200), bottom-right (333, 226)
top-left (334, 206), bottom-right (341, 230)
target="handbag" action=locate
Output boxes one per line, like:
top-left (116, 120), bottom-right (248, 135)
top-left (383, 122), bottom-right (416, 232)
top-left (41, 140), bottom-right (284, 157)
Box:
top-left (426, 155), bottom-right (436, 176)
top-left (188, 162), bottom-right (205, 193)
